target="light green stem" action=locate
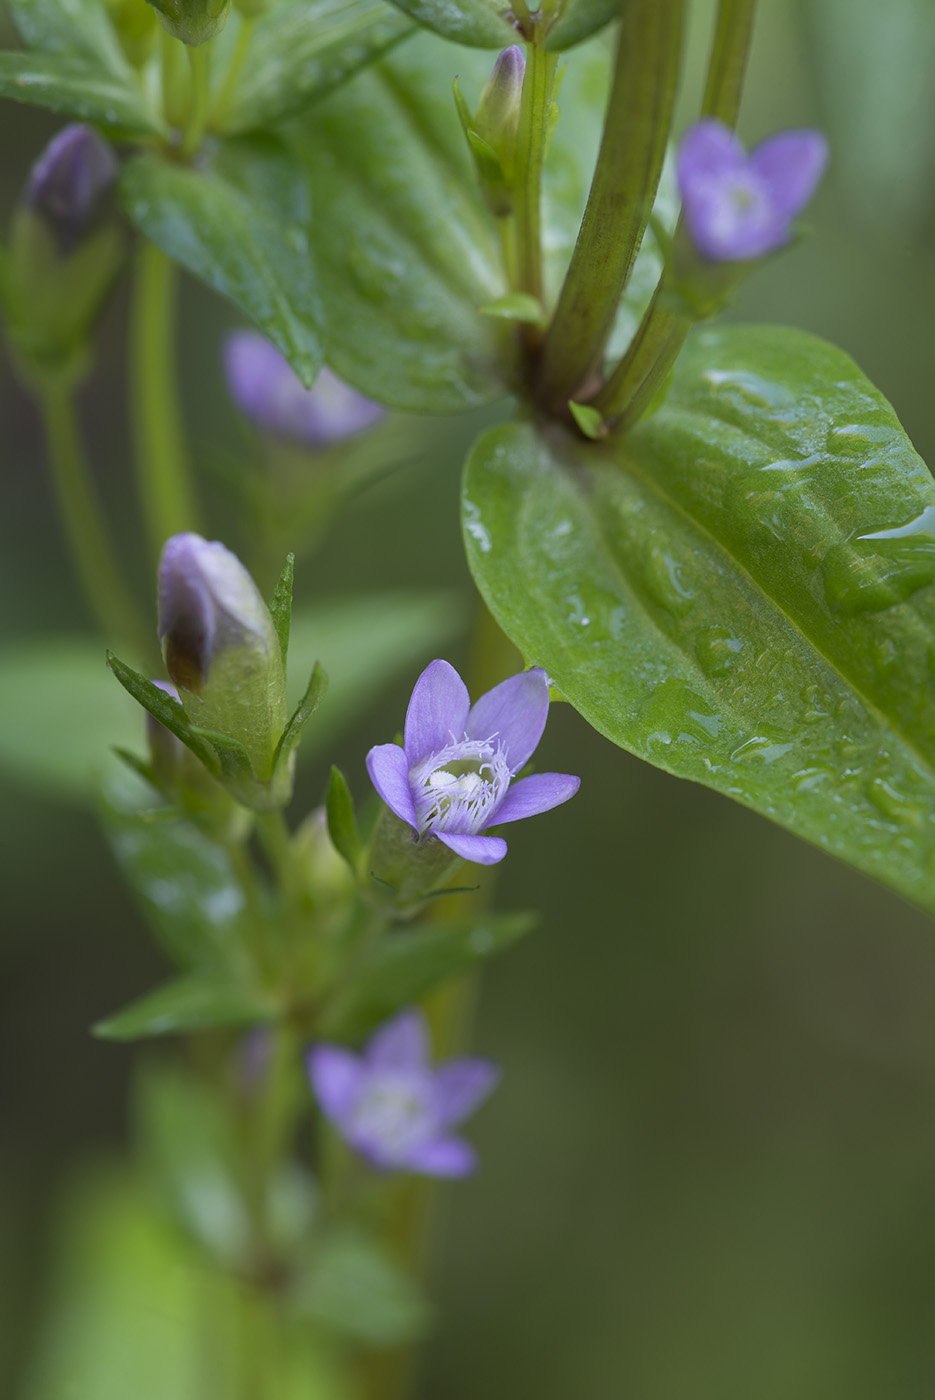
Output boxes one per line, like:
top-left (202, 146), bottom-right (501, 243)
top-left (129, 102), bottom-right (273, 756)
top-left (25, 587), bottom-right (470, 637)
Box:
top-left (182, 43), bottom-right (212, 156)
top-left (212, 17), bottom-right (253, 129)
top-left (130, 242), bottom-right (200, 562)
top-left (591, 0), bottom-right (757, 430)
top-left (39, 381), bottom-right (151, 656)
top-left (512, 42), bottom-right (559, 316)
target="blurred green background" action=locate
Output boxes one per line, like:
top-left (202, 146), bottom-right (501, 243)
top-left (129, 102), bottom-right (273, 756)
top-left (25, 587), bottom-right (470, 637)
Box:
top-left (2, 1), bottom-right (935, 1396)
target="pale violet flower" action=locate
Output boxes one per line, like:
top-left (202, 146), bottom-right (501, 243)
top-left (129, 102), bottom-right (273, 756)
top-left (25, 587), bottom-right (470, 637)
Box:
top-left (677, 119), bottom-right (828, 261)
top-left (26, 123), bottom-right (118, 256)
top-left (224, 331), bottom-right (385, 446)
top-left (366, 659), bottom-right (579, 866)
top-left (308, 1009), bottom-right (499, 1177)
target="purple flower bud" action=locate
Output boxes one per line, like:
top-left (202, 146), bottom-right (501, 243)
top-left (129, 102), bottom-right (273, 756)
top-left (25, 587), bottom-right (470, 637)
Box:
top-left (308, 1009), bottom-right (499, 1177)
top-left (677, 119), bottom-right (828, 262)
top-left (223, 332), bottom-right (385, 447)
top-left (157, 533), bottom-right (278, 694)
top-left (367, 660), bottom-right (579, 866)
top-left (25, 124), bottom-right (118, 258)
top-left (474, 45), bottom-right (526, 156)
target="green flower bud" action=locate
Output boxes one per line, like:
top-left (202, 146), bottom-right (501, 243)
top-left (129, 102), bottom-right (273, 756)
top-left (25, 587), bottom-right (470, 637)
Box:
top-left (147, 0), bottom-right (230, 47)
top-left (106, 0), bottom-right (158, 67)
top-left (454, 46), bottom-right (526, 218)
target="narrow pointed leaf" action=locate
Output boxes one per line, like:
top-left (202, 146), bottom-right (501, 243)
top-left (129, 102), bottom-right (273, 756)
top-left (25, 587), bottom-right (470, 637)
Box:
top-left (0, 51), bottom-right (165, 134)
top-left (107, 652), bottom-right (221, 776)
top-left (274, 662), bottom-right (329, 769)
top-left (326, 766), bottom-right (362, 872)
top-left (94, 974), bottom-right (275, 1040)
top-left (269, 552), bottom-right (295, 676)
top-left (463, 324), bottom-right (935, 915)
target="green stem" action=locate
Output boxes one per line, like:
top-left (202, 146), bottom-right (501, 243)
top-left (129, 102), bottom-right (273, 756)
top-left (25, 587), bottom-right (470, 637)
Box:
top-left (130, 242), bottom-right (200, 561)
top-left (212, 17), bottom-right (253, 130)
top-left (535, 0), bottom-right (684, 411)
top-left (160, 29), bottom-right (188, 130)
top-left (512, 42), bottom-right (559, 317)
top-left (591, 0), bottom-right (757, 431)
top-left (701, 0), bottom-right (756, 125)
top-left (255, 808), bottom-right (301, 913)
top-left (182, 43), bottom-right (212, 156)
top-left (38, 381), bottom-right (151, 655)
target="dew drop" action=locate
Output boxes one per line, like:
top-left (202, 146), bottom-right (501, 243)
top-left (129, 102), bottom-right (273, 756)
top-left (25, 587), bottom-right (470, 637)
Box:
top-left (866, 777), bottom-right (928, 828)
top-left (640, 680), bottom-right (722, 750)
top-left (641, 545), bottom-right (695, 617)
top-left (821, 504), bottom-right (935, 614)
top-left (695, 626), bottom-right (743, 677)
top-left (729, 734), bottom-right (795, 765)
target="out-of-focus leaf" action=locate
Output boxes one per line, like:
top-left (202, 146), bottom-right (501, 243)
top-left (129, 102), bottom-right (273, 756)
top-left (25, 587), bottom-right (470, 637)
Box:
top-left (120, 134), bottom-right (322, 386)
top-left (385, 0), bottom-right (620, 47)
top-left (294, 1227), bottom-right (431, 1344)
top-left (545, 0), bottom-right (622, 50)
top-left (0, 51), bottom-right (165, 133)
top-left (463, 324), bottom-right (935, 915)
top-left (0, 638), bottom-right (136, 801)
top-left (321, 911), bottom-right (536, 1035)
top-left (94, 973), bottom-right (275, 1039)
top-left (102, 805), bottom-right (248, 966)
top-left (224, 0), bottom-right (413, 133)
top-left (6, 0), bottom-right (127, 70)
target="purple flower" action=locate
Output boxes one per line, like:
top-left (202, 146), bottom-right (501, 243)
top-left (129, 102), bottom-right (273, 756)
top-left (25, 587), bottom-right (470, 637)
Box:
top-left (158, 532), bottom-right (278, 694)
top-left (677, 119), bottom-right (828, 261)
top-left (224, 331), bottom-right (385, 446)
top-left (308, 1009), bottom-right (499, 1177)
top-left (25, 124), bottom-right (118, 257)
top-left (366, 660), bottom-right (580, 866)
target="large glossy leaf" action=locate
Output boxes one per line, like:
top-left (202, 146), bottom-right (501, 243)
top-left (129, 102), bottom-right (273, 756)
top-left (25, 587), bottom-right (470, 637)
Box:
top-left (384, 0), bottom-right (619, 48)
top-left (463, 324), bottom-right (935, 914)
top-left (294, 29), bottom-right (617, 412)
top-left (120, 135), bottom-right (323, 386)
top-left (0, 591), bottom-right (462, 804)
top-left (0, 50), bottom-right (165, 133)
top-left (5, 0), bottom-right (127, 71)
top-left (225, 0), bottom-right (413, 133)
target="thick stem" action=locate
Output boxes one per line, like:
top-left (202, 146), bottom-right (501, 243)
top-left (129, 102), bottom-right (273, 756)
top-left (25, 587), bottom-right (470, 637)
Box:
top-left (535, 0), bottom-right (684, 411)
top-left (38, 381), bottom-right (151, 655)
top-left (130, 242), bottom-right (200, 561)
top-left (512, 43), bottom-right (559, 316)
top-left (592, 0), bottom-right (757, 431)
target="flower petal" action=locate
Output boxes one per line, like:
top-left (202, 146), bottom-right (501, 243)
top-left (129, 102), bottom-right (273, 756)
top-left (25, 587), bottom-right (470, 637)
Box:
top-left (749, 129), bottom-right (828, 223)
top-left (491, 772), bottom-right (580, 826)
top-left (404, 659), bottom-right (471, 763)
top-left (435, 831), bottom-right (508, 865)
top-left (404, 1135), bottom-right (477, 1178)
top-left (366, 1009), bottom-right (430, 1072)
top-left (464, 668), bottom-right (549, 772)
top-left (366, 743), bottom-right (417, 828)
top-left (307, 1045), bottom-right (364, 1126)
top-left (676, 118), bottom-right (746, 192)
top-left (433, 1058), bottom-right (500, 1129)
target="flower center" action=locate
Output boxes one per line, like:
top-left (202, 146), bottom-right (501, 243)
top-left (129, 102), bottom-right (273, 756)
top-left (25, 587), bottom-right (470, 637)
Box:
top-left (410, 736), bottom-right (511, 837)
top-left (348, 1072), bottom-right (435, 1162)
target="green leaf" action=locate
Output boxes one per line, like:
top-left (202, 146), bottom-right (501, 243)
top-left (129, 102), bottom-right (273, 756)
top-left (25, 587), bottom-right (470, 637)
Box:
top-left (274, 662), bottom-right (329, 771)
top-left (107, 651), bottom-right (222, 776)
top-left (120, 134), bottom-right (322, 386)
top-left (102, 801), bottom-right (248, 966)
top-left (6, 0), bottom-right (128, 70)
top-left (294, 1227), bottom-right (431, 1344)
top-left (382, 0), bottom-right (512, 46)
top-left (0, 51), bottom-right (165, 133)
top-left (480, 291), bottom-right (545, 323)
top-left (544, 0), bottom-right (624, 51)
top-left (295, 29), bottom-right (636, 412)
top-left (568, 399), bottom-right (605, 439)
top-left (223, 0), bottom-right (413, 133)
top-left (94, 973), bottom-right (275, 1039)
top-left (269, 552), bottom-right (295, 675)
top-left (326, 765), bottom-right (362, 872)
top-left (463, 324), bottom-right (935, 915)
top-left (322, 911), bottom-right (536, 1034)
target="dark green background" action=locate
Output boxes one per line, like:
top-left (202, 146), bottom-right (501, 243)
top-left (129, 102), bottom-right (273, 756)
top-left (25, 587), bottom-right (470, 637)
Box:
top-left (2, 1), bottom-right (935, 1395)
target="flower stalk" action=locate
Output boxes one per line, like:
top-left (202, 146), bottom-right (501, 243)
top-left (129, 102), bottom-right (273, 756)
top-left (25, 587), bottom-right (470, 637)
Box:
top-left (511, 41), bottom-right (559, 320)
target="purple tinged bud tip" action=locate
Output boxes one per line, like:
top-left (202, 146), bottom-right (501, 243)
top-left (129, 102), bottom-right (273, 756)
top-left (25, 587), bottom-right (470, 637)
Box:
top-left (223, 331), bottom-right (385, 447)
top-left (677, 118), bottom-right (828, 262)
top-left (25, 124), bottom-right (118, 257)
top-left (307, 1009), bottom-right (499, 1177)
top-left (157, 533), bottom-right (274, 693)
top-left (474, 45), bottom-right (526, 153)
top-left (366, 659), bottom-right (579, 866)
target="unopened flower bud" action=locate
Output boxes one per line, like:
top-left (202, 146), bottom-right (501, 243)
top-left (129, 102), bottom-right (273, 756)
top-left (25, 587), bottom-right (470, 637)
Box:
top-left (3, 125), bottom-right (125, 385)
top-left (224, 332), bottom-right (385, 447)
top-left (106, 0), bottom-right (158, 68)
top-left (146, 0), bottom-right (230, 47)
top-left (473, 46), bottom-right (525, 181)
top-left (158, 534), bottom-right (287, 796)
